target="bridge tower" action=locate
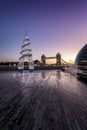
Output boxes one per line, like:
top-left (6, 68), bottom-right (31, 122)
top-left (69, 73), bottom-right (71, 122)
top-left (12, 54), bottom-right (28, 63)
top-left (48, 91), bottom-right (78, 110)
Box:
top-left (18, 32), bottom-right (32, 70)
top-left (56, 53), bottom-right (61, 65)
top-left (41, 54), bottom-right (46, 65)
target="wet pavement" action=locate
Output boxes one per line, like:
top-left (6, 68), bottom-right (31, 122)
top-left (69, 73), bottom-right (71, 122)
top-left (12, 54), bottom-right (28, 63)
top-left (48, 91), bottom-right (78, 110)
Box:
top-left (0, 70), bottom-right (87, 130)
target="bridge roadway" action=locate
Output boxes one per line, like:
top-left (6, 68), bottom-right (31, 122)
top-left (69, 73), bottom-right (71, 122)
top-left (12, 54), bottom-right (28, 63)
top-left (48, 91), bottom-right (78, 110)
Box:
top-left (0, 70), bottom-right (87, 130)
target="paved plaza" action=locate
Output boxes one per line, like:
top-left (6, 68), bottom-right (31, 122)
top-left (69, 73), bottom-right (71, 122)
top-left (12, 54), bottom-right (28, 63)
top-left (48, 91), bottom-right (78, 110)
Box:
top-left (0, 70), bottom-right (87, 130)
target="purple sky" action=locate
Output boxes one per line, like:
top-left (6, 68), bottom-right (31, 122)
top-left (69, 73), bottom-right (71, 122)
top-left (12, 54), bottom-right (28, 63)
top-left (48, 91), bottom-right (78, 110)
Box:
top-left (0, 0), bottom-right (87, 63)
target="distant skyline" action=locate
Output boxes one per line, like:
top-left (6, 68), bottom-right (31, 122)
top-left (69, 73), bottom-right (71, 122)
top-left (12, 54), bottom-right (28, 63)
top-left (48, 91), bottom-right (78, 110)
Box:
top-left (0, 0), bottom-right (87, 63)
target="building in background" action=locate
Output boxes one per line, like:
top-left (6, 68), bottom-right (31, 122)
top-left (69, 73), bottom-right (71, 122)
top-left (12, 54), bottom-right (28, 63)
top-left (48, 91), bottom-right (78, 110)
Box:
top-left (75, 44), bottom-right (87, 66)
top-left (75, 44), bottom-right (87, 79)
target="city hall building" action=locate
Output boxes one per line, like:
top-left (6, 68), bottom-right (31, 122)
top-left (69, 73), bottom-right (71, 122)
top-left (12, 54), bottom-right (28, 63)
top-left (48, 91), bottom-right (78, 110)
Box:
top-left (75, 44), bottom-right (87, 66)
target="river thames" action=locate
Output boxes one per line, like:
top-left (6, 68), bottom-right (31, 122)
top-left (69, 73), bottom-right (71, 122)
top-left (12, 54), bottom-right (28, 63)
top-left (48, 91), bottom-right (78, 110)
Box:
top-left (0, 70), bottom-right (87, 130)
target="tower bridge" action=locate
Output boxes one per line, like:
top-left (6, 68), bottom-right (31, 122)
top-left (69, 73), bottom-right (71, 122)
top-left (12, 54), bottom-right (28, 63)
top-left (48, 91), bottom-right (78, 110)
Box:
top-left (41, 53), bottom-right (70, 65)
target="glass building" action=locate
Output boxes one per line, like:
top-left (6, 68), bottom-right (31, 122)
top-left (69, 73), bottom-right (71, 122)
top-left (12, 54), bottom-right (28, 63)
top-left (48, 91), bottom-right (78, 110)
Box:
top-left (75, 44), bottom-right (87, 66)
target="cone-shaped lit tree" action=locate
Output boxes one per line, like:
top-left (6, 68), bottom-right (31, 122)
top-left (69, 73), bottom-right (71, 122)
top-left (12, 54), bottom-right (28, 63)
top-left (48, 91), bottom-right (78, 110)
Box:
top-left (18, 32), bottom-right (34, 72)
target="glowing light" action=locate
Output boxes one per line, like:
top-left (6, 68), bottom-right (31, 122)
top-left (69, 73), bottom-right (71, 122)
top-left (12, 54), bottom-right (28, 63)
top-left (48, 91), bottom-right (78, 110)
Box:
top-left (63, 55), bottom-right (75, 64)
top-left (80, 60), bottom-right (87, 62)
top-left (46, 59), bottom-right (56, 64)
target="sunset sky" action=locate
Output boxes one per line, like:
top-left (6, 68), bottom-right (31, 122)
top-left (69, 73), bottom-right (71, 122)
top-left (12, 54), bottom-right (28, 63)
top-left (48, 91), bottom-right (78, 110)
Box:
top-left (0, 0), bottom-right (87, 64)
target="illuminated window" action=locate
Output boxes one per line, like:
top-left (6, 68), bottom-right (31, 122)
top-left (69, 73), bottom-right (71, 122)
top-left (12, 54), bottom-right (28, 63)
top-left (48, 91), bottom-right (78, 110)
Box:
top-left (80, 60), bottom-right (87, 62)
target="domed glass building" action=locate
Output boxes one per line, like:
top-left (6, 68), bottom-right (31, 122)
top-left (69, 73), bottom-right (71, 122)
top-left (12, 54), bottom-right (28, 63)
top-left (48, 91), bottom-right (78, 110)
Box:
top-left (75, 44), bottom-right (87, 66)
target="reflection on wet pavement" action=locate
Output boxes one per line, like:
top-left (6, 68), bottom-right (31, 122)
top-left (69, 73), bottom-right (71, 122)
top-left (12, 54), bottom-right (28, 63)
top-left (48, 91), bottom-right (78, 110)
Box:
top-left (0, 70), bottom-right (87, 130)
